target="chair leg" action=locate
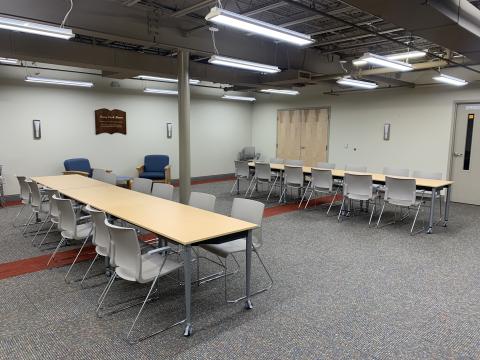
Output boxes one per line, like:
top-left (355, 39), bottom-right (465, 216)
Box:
top-left (279, 186), bottom-right (287, 204)
top-left (376, 202), bottom-right (386, 228)
top-left (410, 203), bottom-right (423, 235)
top-left (245, 177), bottom-right (255, 198)
top-left (38, 222), bottom-right (55, 248)
top-left (368, 202), bottom-right (376, 227)
top-left (32, 215), bottom-right (49, 245)
top-left (80, 253), bottom-right (99, 288)
top-left (337, 197), bottom-right (346, 221)
top-left (22, 211), bottom-right (35, 235)
top-left (266, 176), bottom-right (278, 201)
top-left (96, 272), bottom-right (117, 313)
top-left (64, 229), bottom-right (93, 283)
top-left (12, 204), bottom-right (26, 227)
top-left (47, 236), bottom-right (66, 267)
top-left (299, 181), bottom-right (311, 208)
top-left (230, 178), bottom-right (239, 194)
top-left (326, 188), bottom-right (339, 215)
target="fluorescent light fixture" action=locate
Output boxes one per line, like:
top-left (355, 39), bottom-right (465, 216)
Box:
top-left (135, 75), bottom-right (200, 85)
top-left (205, 6), bottom-right (314, 46)
top-left (0, 16), bottom-right (74, 39)
top-left (260, 89), bottom-right (299, 95)
top-left (387, 50), bottom-right (426, 61)
top-left (25, 76), bottom-right (93, 87)
top-left (359, 52), bottom-right (413, 71)
top-left (208, 55), bottom-right (281, 73)
top-left (433, 73), bottom-right (468, 86)
top-left (0, 57), bottom-right (19, 65)
top-left (354, 51), bottom-right (426, 67)
top-left (337, 77), bottom-right (378, 89)
top-left (222, 95), bottom-right (256, 102)
top-left (143, 88), bottom-right (178, 95)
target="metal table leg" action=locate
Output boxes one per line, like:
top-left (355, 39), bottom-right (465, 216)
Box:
top-left (183, 245), bottom-right (193, 336)
top-left (443, 185), bottom-right (451, 227)
top-left (237, 176), bottom-right (240, 195)
top-left (427, 187), bottom-right (436, 234)
top-left (245, 230), bottom-right (253, 310)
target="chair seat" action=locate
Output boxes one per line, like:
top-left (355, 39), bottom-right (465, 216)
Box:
top-left (116, 253), bottom-right (182, 283)
top-left (139, 171), bottom-right (165, 180)
top-left (61, 222), bottom-right (92, 240)
top-left (201, 238), bottom-right (248, 258)
top-left (386, 198), bottom-right (419, 207)
top-left (347, 193), bottom-right (377, 201)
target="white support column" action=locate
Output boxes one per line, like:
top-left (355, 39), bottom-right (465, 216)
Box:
top-left (178, 49), bottom-right (191, 204)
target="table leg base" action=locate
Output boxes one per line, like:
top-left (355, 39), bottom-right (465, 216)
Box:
top-left (427, 227), bottom-right (433, 234)
top-left (244, 299), bottom-right (253, 310)
top-left (183, 324), bottom-right (192, 337)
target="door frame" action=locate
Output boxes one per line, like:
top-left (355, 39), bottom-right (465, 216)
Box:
top-left (276, 106), bottom-right (331, 161)
top-left (447, 100), bottom-right (480, 183)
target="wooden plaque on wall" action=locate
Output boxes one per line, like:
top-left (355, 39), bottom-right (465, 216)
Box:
top-left (95, 108), bottom-right (127, 135)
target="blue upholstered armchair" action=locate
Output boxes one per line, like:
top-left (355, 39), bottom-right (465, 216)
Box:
top-left (136, 155), bottom-right (171, 184)
top-left (63, 158), bottom-right (93, 177)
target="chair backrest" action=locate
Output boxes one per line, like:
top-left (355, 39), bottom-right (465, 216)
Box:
top-left (231, 198), bottom-right (265, 248)
top-left (188, 192), bottom-right (216, 212)
top-left (64, 158), bottom-right (92, 176)
top-left (412, 170), bottom-right (442, 180)
top-left (270, 158), bottom-right (284, 164)
top-left (285, 159), bottom-right (304, 166)
top-left (240, 146), bottom-right (256, 160)
top-left (103, 172), bottom-right (117, 185)
top-left (92, 169), bottom-right (107, 181)
top-left (17, 176), bottom-right (29, 202)
top-left (152, 183), bottom-right (174, 200)
top-left (45, 189), bottom-right (60, 218)
top-left (311, 168), bottom-right (333, 190)
top-left (383, 167), bottom-right (409, 177)
top-left (315, 162), bottom-right (336, 169)
top-left (26, 180), bottom-right (42, 208)
top-left (85, 205), bottom-right (110, 250)
top-left (255, 162), bottom-right (272, 181)
top-left (284, 165), bottom-right (304, 186)
top-left (234, 160), bottom-right (251, 178)
top-left (53, 195), bottom-right (76, 235)
top-left (131, 178), bottom-right (152, 194)
top-left (385, 176), bottom-right (417, 205)
top-left (344, 173), bottom-right (372, 198)
top-left (105, 219), bottom-right (141, 281)
top-left (144, 155), bottom-right (169, 172)
top-left (345, 164), bottom-right (367, 172)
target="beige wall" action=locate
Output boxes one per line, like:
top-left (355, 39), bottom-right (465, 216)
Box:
top-left (0, 72), bottom-right (253, 195)
top-left (252, 85), bottom-right (480, 178)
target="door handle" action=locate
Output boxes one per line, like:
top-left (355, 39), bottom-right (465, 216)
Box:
top-left (453, 152), bottom-right (463, 157)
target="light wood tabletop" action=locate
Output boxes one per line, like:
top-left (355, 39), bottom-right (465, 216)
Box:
top-left (31, 175), bottom-right (110, 190)
top-left (248, 162), bottom-right (454, 189)
top-left (34, 175), bottom-right (258, 245)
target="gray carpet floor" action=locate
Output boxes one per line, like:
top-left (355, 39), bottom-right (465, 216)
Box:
top-left (0, 180), bottom-right (479, 359)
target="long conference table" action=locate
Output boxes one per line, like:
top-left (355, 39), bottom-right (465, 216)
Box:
top-left (31, 174), bottom-right (258, 336)
top-left (248, 162), bottom-right (454, 234)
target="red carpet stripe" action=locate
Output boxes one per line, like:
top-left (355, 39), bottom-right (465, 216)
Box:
top-left (0, 194), bottom-right (338, 280)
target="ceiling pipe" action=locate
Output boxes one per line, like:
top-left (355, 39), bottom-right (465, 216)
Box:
top-left (282, 0), bottom-right (480, 74)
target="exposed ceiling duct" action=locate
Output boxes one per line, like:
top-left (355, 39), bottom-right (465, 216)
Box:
top-left (341, 0), bottom-right (480, 62)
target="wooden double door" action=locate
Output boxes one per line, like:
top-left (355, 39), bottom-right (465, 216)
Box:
top-left (276, 108), bottom-right (329, 166)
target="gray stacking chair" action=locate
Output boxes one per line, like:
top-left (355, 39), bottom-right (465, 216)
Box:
top-left (345, 164), bottom-right (367, 172)
top-left (47, 195), bottom-right (93, 268)
top-left (231, 160), bottom-right (252, 194)
top-left (269, 158), bottom-right (284, 164)
top-left (92, 169), bottom-right (108, 181)
top-left (300, 168), bottom-right (339, 213)
top-left (188, 192), bottom-right (216, 212)
top-left (131, 178), bottom-right (153, 194)
top-left (412, 170), bottom-right (443, 220)
top-left (279, 165), bottom-right (306, 203)
top-left (103, 172), bottom-right (117, 185)
top-left (13, 176), bottom-right (30, 227)
top-left (377, 176), bottom-right (424, 234)
top-left (152, 183), bottom-right (174, 201)
top-left (200, 198), bottom-right (272, 303)
top-left (315, 162), bottom-right (336, 169)
top-left (97, 220), bottom-right (184, 344)
top-left (23, 180), bottom-right (48, 236)
top-left (32, 188), bottom-right (57, 245)
top-left (247, 162), bottom-right (279, 200)
top-left (80, 205), bottom-right (113, 287)
top-left (37, 190), bottom-right (61, 248)
top-left (383, 167), bottom-right (409, 177)
top-left (338, 173), bottom-right (377, 225)
top-left (285, 159), bottom-right (304, 166)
